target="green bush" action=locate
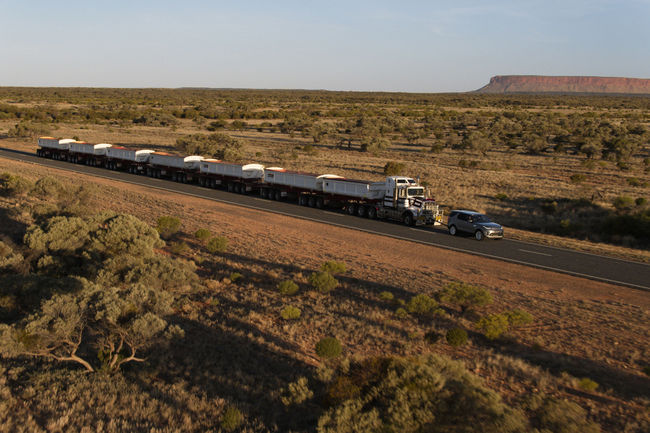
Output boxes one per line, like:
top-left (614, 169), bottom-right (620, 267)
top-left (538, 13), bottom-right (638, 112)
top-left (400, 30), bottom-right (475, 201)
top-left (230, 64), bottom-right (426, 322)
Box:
top-left (318, 354), bottom-right (527, 433)
top-left (569, 173), bottom-right (586, 184)
top-left (495, 193), bottom-right (508, 201)
top-left (577, 377), bottom-right (599, 392)
top-left (277, 279), bottom-right (299, 296)
top-left (527, 395), bottom-right (600, 433)
top-left (504, 309), bottom-right (534, 326)
top-left (395, 307), bottom-right (408, 319)
top-left (424, 330), bottom-right (441, 344)
top-left (316, 337), bottom-right (342, 359)
top-left (280, 305), bottom-right (301, 320)
top-left (194, 228), bottom-right (211, 240)
top-left (0, 173), bottom-right (31, 197)
top-left (220, 406), bottom-right (244, 431)
top-left (636, 197), bottom-right (647, 207)
top-left (156, 216), bottom-right (181, 239)
top-left (476, 313), bottom-right (510, 340)
top-left (406, 293), bottom-right (438, 315)
top-left (281, 377), bottom-right (313, 406)
top-left (309, 271), bottom-right (338, 294)
top-left (379, 291), bottom-right (394, 301)
top-left (30, 176), bottom-right (63, 198)
top-left (383, 161), bottom-right (406, 176)
top-left (613, 195), bottom-right (635, 211)
top-left (439, 282), bottom-right (492, 313)
top-left (446, 328), bottom-right (468, 347)
top-left (321, 260), bottom-right (347, 274)
top-left (206, 236), bottom-right (228, 253)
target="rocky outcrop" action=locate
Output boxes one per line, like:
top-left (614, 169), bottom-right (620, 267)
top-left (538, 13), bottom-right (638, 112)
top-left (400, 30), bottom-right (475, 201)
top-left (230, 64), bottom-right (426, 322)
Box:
top-left (475, 75), bottom-right (650, 95)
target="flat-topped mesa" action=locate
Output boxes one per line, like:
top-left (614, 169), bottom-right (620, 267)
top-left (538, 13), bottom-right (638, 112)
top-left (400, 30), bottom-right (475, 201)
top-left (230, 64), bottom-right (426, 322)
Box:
top-left (475, 75), bottom-right (650, 95)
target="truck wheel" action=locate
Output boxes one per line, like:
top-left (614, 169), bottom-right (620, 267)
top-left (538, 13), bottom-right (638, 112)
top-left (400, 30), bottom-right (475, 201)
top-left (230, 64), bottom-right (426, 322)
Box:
top-left (449, 225), bottom-right (457, 236)
top-left (347, 204), bottom-right (357, 215)
top-left (274, 190), bottom-right (282, 201)
top-left (357, 205), bottom-right (367, 217)
top-left (367, 207), bottom-right (377, 219)
top-left (403, 213), bottom-right (414, 226)
top-left (475, 230), bottom-right (484, 241)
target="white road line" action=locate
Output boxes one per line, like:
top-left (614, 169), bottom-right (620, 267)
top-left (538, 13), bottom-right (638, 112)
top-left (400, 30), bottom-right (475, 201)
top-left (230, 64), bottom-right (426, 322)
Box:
top-left (518, 249), bottom-right (552, 257)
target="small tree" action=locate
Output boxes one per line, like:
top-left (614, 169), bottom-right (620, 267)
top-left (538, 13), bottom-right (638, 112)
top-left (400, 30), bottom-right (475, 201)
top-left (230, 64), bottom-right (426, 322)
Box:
top-left (0, 173), bottom-right (31, 197)
top-left (383, 161), bottom-right (406, 176)
top-left (194, 228), bottom-right (211, 241)
top-left (321, 261), bottom-right (347, 274)
top-left (439, 282), bottom-right (492, 314)
top-left (156, 216), bottom-right (181, 239)
top-left (446, 328), bottom-right (468, 347)
top-left (281, 306), bottom-right (301, 320)
top-left (476, 313), bottom-right (509, 340)
top-left (309, 271), bottom-right (338, 294)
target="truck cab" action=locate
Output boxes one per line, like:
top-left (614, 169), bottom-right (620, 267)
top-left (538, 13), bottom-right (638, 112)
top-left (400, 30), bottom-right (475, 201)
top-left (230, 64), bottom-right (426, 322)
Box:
top-left (380, 176), bottom-right (443, 226)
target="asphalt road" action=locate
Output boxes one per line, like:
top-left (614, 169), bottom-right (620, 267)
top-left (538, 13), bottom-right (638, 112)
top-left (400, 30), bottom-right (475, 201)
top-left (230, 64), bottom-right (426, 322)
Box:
top-left (2, 147), bottom-right (649, 291)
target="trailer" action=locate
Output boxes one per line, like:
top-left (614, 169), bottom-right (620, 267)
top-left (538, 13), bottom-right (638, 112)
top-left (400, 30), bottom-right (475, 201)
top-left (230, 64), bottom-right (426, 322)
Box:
top-left (198, 159), bottom-right (264, 193)
top-left (105, 146), bottom-right (155, 173)
top-left (68, 142), bottom-right (112, 166)
top-left (148, 152), bottom-right (203, 182)
top-left (37, 137), bottom-right (76, 160)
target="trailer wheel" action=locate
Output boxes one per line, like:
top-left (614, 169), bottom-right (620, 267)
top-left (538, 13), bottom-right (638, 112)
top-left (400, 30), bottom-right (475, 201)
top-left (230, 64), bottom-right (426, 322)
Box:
top-left (299, 195), bottom-right (308, 206)
top-left (367, 207), bottom-right (377, 219)
top-left (308, 196), bottom-right (316, 207)
top-left (347, 204), bottom-right (357, 215)
top-left (274, 190), bottom-right (282, 201)
top-left (315, 197), bottom-right (324, 209)
top-left (357, 205), bottom-right (367, 217)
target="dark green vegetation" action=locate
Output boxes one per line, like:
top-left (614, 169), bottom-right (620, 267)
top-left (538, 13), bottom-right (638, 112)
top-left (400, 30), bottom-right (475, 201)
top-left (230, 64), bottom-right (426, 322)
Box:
top-left (0, 87), bottom-right (648, 249)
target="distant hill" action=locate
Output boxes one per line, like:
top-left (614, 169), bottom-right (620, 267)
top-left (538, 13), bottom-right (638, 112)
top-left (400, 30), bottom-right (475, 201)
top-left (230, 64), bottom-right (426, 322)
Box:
top-left (475, 75), bottom-right (650, 95)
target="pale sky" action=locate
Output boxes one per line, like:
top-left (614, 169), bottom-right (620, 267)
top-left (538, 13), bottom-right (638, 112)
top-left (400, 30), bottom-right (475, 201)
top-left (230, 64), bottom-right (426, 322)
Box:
top-left (1, 0), bottom-right (648, 92)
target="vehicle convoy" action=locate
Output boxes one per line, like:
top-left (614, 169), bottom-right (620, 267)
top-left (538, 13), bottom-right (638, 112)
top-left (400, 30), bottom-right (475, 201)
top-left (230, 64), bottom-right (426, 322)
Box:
top-left (447, 210), bottom-right (504, 240)
top-left (36, 137), bottom-right (443, 226)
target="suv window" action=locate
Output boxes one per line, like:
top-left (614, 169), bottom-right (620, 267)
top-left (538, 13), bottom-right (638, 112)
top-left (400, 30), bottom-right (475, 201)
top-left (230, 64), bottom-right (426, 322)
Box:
top-left (448, 211), bottom-right (458, 218)
top-left (457, 213), bottom-right (469, 221)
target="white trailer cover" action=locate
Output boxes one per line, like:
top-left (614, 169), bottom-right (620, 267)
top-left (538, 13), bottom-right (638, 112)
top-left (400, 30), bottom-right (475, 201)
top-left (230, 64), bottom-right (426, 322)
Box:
top-left (200, 160), bottom-right (264, 179)
top-left (264, 168), bottom-right (320, 191)
top-left (38, 137), bottom-right (75, 150)
top-left (106, 147), bottom-right (155, 162)
top-left (70, 142), bottom-right (112, 155)
top-left (150, 153), bottom-right (203, 169)
top-left (321, 178), bottom-right (384, 200)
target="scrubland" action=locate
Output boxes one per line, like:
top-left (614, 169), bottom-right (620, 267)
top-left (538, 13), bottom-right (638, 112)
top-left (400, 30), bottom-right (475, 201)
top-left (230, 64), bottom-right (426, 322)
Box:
top-left (0, 88), bottom-right (649, 432)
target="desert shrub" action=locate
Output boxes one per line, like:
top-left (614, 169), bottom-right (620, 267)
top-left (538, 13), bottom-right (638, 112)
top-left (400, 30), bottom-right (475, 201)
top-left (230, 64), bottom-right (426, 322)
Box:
top-left (220, 406), bottom-right (244, 432)
top-left (0, 173), bottom-right (31, 197)
top-left (169, 241), bottom-right (188, 255)
top-left (317, 354), bottom-right (527, 433)
top-left (176, 133), bottom-right (244, 161)
top-left (446, 327), bottom-right (468, 347)
top-left (495, 192), bottom-right (508, 201)
top-left (504, 309), bottom-right (534, 326)
top-left (613, 195), bottom-right (635, 211)
top-left (30, 176), bottom-right (63, 198)
top-left (7, 121), bottom-right (49, 138)
top-left (277, 279), bottom-right (299, 296)
top-left (636, 197), bottom-right (647, 206)
top-left (383, 161), bottom-right (406, 176)
top-left (627, 177), bottom-right (643, 187)
top-left (206, 236), bottom-right (229, 253)
top-left (424, 330), bottom-right (441, 344)
top-left (321, 260), bottom-right (347, 274)
top-left (309, 271), bottom-right (338, 294)
top-left (476, 313), bottom-right (510, 340)
top-left (526, 395), bottom-right (600, 433)
top-left (281, 306), bottom-right (301, 320)
top-left (194, 228), bottom-right (211, 240)
top-left (406, 293), bottom-right (438, 315)
top-left (155, 216), bottom-right (181, 239)
top-left (281, 377), bottom-right (314, 406)
top-left (570, 173), bottom-right (586, 184)
top-left (316, 337), bottom-right (342, 359)
top-left (379, 291), bottom-right (394, 301)
top-left (577, 378), bottom-right (599, 392)
top-left (229, 272), bottom-right (242, 282)
top-left (394, 307), bottom-right (408, 319)
top-left (439, 282), bottom-right (492, 314)
top-left (206, 119), bottom-right (227, 130)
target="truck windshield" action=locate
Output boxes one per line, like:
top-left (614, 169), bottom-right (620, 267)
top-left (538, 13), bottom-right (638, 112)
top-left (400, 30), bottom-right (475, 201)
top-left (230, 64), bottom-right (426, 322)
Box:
top-left (407, 188), bottom-right (424, 197)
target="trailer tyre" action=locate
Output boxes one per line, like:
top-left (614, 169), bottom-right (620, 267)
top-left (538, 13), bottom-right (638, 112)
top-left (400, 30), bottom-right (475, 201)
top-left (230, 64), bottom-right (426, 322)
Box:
top-left (357, 205), bottom-right (367, 217)
top-left (367, 207), bottom-right (377, 219)
top-left (315, 197), bottom-right (324, 209)
top-left (299, 195), bottom-right (308, 206)
top-left (449, 225), bottom-right (457, 236)
top-left (347, 204), bottom-right (357, 215)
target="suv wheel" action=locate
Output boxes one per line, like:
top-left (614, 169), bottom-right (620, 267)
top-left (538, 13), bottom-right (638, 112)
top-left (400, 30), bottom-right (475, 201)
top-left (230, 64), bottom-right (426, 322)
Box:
top-left (449, 225), bottom-right (457, 236)
top-left (475, 230), bottom-right (484, 241)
